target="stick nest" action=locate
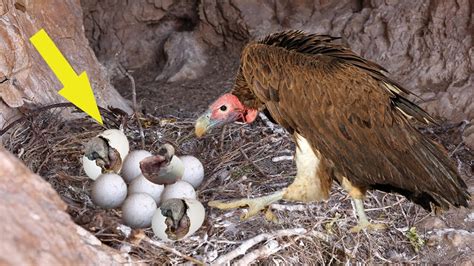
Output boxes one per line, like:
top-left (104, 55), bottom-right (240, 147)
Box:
top-left (1, 106), bottom-right (472, 264)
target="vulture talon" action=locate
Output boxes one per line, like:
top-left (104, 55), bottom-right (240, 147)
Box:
top-left (349, 198), bottom-right (387, 233)
top-left (350, 222), bottom-right (387, 233)
top-left (208, 191), bottom-right (285, 221)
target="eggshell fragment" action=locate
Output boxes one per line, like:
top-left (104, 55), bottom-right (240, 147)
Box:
top-left (121, 150), bottom-right (153, 183)
top-left (140, 155), bottom-right (185, 185)
top-left (121, 193), bottom-right (157, 228)
top-left (91, 173), bottom-right (127, 209)
top-left (157, 156), bottom-right (185, 184)
top-left (152, 198), bottom-right (205, 241)
top-left (99, 129), bottom-right (129, 162)
top-left (161, 180), bottom-right (196, 201)
top-left (180, 155), bottom-right (204, 188)
top-left (128, 174), bottom-right (165, 205)
top-left (82, 155), bottom-right (102, 180)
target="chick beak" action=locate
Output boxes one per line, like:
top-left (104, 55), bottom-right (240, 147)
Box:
top-left (195, 110), bottom-right (212, 138)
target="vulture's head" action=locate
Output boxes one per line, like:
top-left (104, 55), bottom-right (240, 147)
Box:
top-left (195, 93), bottom-right (258, 137)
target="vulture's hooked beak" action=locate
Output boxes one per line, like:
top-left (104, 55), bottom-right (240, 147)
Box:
top-left (195, 110), bottom-right (215, 138)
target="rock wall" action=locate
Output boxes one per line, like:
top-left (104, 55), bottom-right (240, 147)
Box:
top-left (0, 146), bottom-right (135, 265)
top-left (206, 0), bottom-right (474, 144)
top-left (202, 0), bottom-right (473, 119)
top-left (0, 0), bottom-right (131, 129)
top-left (82, 0), bottom-right (473, 145)
top-left (81, 0), bottom-right (202, 80)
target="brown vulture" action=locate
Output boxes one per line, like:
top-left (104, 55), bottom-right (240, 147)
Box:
top-left (194, 30), bottom-right (470, 231)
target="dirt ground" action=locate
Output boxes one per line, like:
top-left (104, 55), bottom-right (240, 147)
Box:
top-left (114, 51), bottom-right (239, 119)
top-left (2, 51), bottom-right (473, 264)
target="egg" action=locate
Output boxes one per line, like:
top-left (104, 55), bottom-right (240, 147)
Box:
top-left (121, 193), bottom-right (157, 228)
top-left (161, 180), bottom-right (196, 201)
top-left (91, 173), bottom-right (127, 209)
top-left (121, 150), bottom-right (153, 183)
top-left (152, 198), bottom-right (205, 241)
top-left (99, 129), bottom-right (130, 161)
top-left (82, 155), bottom-right (102, 180)
top-left (82, 129), bottom-right (130, 179)
top-left (157, 156), bottom-right (185, 184)
top-left (140, 155), bottom-right (185, 185)
top-left (128, 174), bottom-right (165, 205)
top-left (180, 155), bottom-right (204, 188)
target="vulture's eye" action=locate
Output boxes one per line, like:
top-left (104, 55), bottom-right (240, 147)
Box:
top-left (219, 105), bottom-right (227, 112)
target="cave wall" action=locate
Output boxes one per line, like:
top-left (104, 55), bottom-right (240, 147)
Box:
top-left (82, 0), bottom-right (473, 144)
top-left (201, 0), bottom-right (473, 122)
top-left (81, 0), bottom-right (201, 80)
top-left (0, 0), bottom-right (131, 129)
top-left (82, 0), bottom-right (472, 119)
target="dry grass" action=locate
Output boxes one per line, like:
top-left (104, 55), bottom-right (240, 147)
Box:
top-left (1, 106), bottom-right (472, 264)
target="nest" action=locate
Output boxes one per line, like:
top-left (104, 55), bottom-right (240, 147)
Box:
top-left (1, 105), bottom-right (473, 264)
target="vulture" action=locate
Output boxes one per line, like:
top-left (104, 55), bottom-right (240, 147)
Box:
top-left (194, 30), bottom-right (470, 231)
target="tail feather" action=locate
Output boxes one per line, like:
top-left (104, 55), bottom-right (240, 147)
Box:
top-left (417, 136), bottom-right (469, 209)
top-left (372, 126), bottom-right (470, 211)
top-left (394, 95), bottom-right (438, 125)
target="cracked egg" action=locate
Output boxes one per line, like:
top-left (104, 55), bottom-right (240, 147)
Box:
top-left (82, 129), bottom-right (130, 180)
top-left (152, 198), bottom-right (205, 241)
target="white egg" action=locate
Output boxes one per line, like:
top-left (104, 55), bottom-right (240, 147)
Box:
top-left (140, 155), bottom-right (185, 185)
top-left (180, 155), bottom-right (204, 188)
top-left (99, 129), bottom-right (130, 163)
top-left (91, 173), bottom-right (127, 209)
top-left (128, 174), bottom-right (165, 205)
top-left (82, 155), bottom-right (102, 180)
top-left (121, 193), bottom-right (157, 228)
top-left (158, 155), bottom-right (185, 183)
top-left (152, 198), bottom-right (205, 241)
top-left (121, 150), bottom-right (153, 183)
top-left (161, 180), bottom-right (196, 201)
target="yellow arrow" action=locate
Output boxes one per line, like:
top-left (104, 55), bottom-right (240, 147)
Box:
top-left (29, 29), bottom-right (103, 125)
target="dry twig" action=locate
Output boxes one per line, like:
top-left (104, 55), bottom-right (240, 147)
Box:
top-left (2, 110), bottom-right (471, 265)
top-left (212, 228), bottom-right (307, 265)
top-left (144, 237), bottom-right (204, 265)
top-left (239, 147), bottom-right (267, 178)
top-left (272, 155), bottom-right (294, 162)
top-left (234, 239), bottom-right (288, 265)
top-left (118, 63), bottom-right (145, 149)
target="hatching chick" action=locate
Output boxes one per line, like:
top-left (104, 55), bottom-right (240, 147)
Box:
top-left (84, 136), bottom-right (122, 173)
top-left (140, 143), bottom-right (183, 184)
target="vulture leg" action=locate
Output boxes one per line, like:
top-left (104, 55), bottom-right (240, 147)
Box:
top-left (208, 134), bottom-right (330, 221)
top-left (283, 134), bottom-right (331, 202)
top-left (208, 191), bottom-right (284, 221)
top-left (341, 177), bottom-right (387, 232)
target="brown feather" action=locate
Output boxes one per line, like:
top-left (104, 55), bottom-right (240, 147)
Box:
top-left (231, 31), bottom-right (469, 210)
top-left (233, 30), bottom-right (438, 125)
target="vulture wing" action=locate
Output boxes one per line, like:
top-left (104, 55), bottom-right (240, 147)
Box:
top-left (237, 31), bottom-right (469, 210)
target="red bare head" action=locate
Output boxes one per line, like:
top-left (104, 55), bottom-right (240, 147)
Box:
top-left (195, 93), bottom-right (258, 137)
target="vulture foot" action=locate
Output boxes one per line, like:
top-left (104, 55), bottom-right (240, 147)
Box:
top-left (350, 198), bottom-right (387, 233)
top-left (208, 191), bottom-right (284, 222)
top-left (350, 221), bottom-right (387, 233)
